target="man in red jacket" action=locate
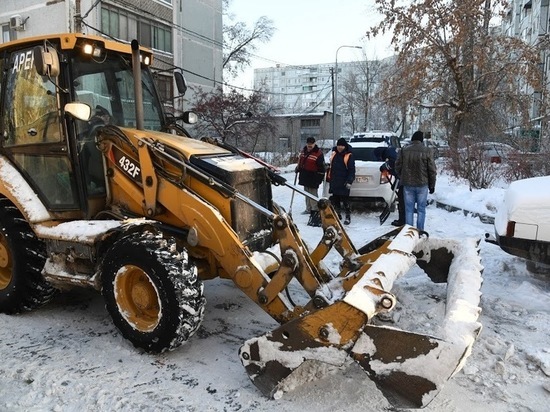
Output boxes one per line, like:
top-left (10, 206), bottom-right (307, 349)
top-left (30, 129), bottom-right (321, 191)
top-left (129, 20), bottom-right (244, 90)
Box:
top-left (296, 137), bottom-right (326, 226)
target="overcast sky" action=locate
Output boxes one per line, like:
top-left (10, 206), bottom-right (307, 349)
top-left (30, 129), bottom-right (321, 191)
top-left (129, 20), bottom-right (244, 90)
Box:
top-left (226, 0), bottom-right (394, 89)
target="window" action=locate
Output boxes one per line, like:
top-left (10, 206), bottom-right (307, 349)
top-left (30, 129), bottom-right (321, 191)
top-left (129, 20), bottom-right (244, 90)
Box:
top-left (3, 50), bottom-right (61, 146)
top-left (101, 6), bottom-right (172, 53)
top-left (139, 21), bottom-right (152, 47)
top-left (2, 46), bottom-right (79, 209)
top-left (155, 74), bottom-right (173, 103)
top-left (301, 119), bottom-right (320, 127)
top-left (102, 8), bottom-right (119, 38)
top-left (153, 26), bottom-right (172, 53)
top-left (2, 25), bottom-right (10, 43)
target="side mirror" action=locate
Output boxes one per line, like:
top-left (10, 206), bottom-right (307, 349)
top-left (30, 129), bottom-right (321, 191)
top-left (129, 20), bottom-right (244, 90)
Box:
top-left (174, 71), bottom-right (187, 96)
top-left (33, 45), bottom-right (60, 77)
top-left (64, 102), bottom-right (92, 121)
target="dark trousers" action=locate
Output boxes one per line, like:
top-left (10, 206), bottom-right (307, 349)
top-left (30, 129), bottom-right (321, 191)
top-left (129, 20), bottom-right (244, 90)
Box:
top-left (397, 186), bottom-right (405, 223)
top-left (330, 195), bottom-right (351, 218)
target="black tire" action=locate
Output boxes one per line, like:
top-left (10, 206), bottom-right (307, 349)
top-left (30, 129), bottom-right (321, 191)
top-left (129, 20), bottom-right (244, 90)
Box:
top-left (0, 198), bottom-right (56, 314)
top-left (101, 230), bottom-right (205, 353)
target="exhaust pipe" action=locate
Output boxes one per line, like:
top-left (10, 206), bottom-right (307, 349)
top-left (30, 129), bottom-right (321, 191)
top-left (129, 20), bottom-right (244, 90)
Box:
top-left (131, 39), bottom-right (144, 131)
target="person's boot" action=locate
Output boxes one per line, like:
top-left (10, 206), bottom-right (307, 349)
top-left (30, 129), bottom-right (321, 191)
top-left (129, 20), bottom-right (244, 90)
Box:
top-left (344, 214), bottom-right (351, 225)
top-left (307, 211), bottom-right (322, 227)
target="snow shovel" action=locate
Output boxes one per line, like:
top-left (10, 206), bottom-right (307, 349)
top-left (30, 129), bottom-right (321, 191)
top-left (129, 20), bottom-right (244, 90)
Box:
top-left (288, 172), bottom-right (298, 217)
top-left (379, 176), bottom-right (399, 225)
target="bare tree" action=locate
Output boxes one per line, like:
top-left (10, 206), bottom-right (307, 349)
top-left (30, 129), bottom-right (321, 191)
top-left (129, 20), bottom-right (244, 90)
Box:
top-left (223, 0), bottom-right (275, 79)
top-left (367, 0), bottom-right (543, 149)
top-left (340, 57), bottom-right (404, 133)
top-left (192, 86), bottom-right (276, 153)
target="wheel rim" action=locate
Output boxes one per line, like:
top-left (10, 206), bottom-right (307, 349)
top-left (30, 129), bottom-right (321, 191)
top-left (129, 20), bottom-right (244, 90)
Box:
top-left (0, 232), bottom-right (12, 290)
top-left (113, 265), bottom-right (161, 332)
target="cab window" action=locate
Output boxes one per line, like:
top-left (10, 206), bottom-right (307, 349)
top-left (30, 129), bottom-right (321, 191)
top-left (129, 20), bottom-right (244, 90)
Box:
top-left (1, 46), bottom-right (79, 210)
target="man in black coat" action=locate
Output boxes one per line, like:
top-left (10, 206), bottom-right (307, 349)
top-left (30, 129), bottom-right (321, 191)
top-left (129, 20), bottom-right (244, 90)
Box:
top-left (296, 137), bottom-right (326, 226)
top-left (327, 138), bottom-right (355, 225)
top-left (395, 131), bottom-right (437, 231)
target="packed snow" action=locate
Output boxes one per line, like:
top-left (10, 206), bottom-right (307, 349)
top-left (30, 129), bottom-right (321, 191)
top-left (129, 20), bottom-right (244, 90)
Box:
top-left (1, 162), bottom-right (549, 412)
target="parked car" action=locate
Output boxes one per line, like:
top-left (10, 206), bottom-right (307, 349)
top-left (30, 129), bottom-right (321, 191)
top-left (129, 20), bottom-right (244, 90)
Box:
top-left (352, 130), bottom-right (400, 148)
top-left (485, 175), bottom-right (550, 274)
top-left (401, 138), bottom-right (443, 159)
top-left (459, 142), bottom-right (519, 164)
top-left (322, 136), bottom-right (399, 208)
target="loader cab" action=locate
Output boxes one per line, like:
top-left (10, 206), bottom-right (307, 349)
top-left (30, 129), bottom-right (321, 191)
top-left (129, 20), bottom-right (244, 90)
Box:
top-left (0, 41), bottom-right (82, 217)
top-left (0, 35), bottom-right (166, 219)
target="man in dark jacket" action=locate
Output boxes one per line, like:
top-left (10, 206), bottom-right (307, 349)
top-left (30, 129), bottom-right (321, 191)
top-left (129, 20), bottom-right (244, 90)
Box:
top-left (395, 131), bottom-right (437, 231)
top-left (296, 137), bottom-right (326, 226)
top-left (327, 138), bottom-right (355, 225)
top-left (374, 146), bottom-right (405, 226)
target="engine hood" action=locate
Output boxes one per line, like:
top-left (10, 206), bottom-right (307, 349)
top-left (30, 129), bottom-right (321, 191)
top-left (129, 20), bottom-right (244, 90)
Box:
top-left (123, 128), bottom-right (232, 160)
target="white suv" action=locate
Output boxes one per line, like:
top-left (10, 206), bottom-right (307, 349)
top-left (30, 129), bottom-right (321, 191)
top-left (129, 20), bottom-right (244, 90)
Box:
top-left (322, 135), bottom-right (399, 208)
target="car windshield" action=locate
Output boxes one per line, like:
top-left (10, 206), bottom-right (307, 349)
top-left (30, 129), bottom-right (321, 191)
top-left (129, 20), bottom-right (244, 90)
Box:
top-left (352, 147), bottom-right (380, 161)
top-left (71, 52), bottom-right (164, 130)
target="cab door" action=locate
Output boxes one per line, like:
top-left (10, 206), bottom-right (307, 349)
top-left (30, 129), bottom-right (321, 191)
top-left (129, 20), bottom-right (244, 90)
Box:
top-left (1, 45), bottom-right (80, 212)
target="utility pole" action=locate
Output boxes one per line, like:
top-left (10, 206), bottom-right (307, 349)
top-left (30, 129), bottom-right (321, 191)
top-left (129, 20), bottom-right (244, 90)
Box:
top-left (332, 45), bottom-right (362, 146)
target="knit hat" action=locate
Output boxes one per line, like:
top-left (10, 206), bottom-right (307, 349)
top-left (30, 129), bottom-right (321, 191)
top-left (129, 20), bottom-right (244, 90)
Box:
top-left (411, 131), bottom-right (424, 142)
top-left (306, 137), bottom-right (315, 144)
top-left (337, 138), bottom-right (347, 146)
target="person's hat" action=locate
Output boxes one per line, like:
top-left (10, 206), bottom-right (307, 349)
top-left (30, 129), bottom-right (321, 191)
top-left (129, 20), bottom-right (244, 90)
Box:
top-left (337, 138), bottom-right (347, 146)
top-left (411, 131), bottom-right (424, 142)
top-left (306, 137), bottom-right (315, 144)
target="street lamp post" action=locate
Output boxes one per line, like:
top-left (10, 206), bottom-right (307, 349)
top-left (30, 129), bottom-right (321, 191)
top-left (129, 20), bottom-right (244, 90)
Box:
top-left (332, 45), bottom-right (362, 146)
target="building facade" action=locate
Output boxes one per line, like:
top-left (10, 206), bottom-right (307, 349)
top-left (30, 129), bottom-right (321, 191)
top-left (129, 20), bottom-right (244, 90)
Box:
top-left (0, 0), bottom-right (223, 115)
top-left (253, 58), bottom-right (393, 147)
top-left (498, 0), bottom-right (549, 148)
top-left (269, 111), bottom-right (339, 155)
top-left (254, 61), bottom-right (363, 136)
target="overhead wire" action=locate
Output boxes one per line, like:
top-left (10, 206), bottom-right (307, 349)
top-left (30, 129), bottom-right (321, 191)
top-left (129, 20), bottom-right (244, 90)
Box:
top-left (78, 1), bottom-right (337, 111)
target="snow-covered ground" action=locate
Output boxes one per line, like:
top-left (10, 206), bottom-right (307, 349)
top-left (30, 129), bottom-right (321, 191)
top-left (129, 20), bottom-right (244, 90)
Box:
top-left (1, 164), bottom-right (549, 412)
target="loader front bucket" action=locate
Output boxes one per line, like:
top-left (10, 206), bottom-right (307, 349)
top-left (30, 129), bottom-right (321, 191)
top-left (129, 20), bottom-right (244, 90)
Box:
top-left (239, 228), bottom-right (483, 408)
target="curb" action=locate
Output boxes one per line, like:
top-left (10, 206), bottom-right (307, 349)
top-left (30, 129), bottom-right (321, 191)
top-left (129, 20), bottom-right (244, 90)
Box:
top-left (431, 200), bottom-right (494, 224)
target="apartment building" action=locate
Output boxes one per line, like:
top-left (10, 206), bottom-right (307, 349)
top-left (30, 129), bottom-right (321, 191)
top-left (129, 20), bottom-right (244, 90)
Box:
top-left (0, 0), bottom-right (223, 114)
top-left (501, 0), bottom-right (549, 147)
top-left (254, 61), bottom-right (365, 117)
top-left (254, 61), bottom-right (369, 146)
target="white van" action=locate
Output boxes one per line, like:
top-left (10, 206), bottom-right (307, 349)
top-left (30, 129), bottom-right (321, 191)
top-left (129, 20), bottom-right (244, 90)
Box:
top-left (486, 175), bottom-right (550, 273)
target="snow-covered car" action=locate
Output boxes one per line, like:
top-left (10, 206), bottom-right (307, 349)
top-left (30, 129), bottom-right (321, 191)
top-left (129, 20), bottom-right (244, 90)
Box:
top-left (322, 136), bottom-right (398, 208)
top-left (460, 141), bottom-right (519, 164)
top-left (486, 175), bottom-right (550, 273)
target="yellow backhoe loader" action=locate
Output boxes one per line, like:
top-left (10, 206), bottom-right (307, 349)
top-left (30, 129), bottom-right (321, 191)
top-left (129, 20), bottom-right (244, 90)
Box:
top-left (0, 33), bottom-right (483, 408)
